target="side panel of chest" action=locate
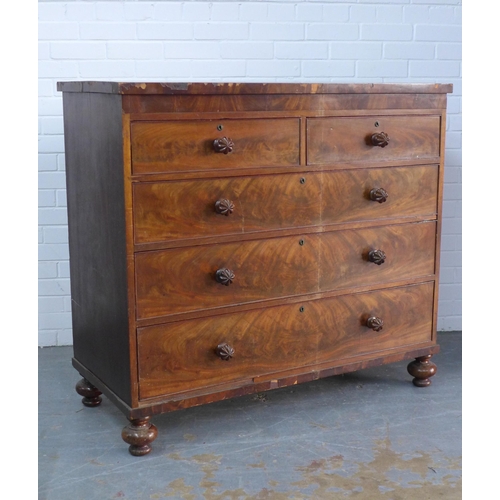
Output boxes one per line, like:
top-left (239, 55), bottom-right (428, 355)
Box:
top-left (62, 92), bottom-right (133, 405)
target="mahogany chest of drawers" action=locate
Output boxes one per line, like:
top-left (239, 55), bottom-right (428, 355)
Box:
top-left (58, 81), bottom-right (452, 456)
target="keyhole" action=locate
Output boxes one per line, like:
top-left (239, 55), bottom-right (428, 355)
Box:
top-left (374, 121), bottom-right (380, 127)
top-left (299, 306), bottom-right (305, 313)
top-left (300, 177), bottom-right (306, 184)
top-left (217, 124), bottom-right (223, 131)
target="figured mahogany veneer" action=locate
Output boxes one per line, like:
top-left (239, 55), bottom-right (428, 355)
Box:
top-left (133, 165), bottom-right (438, 245)
top-left (135, 221), bottom-right (436, 320)
top-left (307, 115), bottom-right (440, 165)
top-left (131, 118), bottom-right (300, 174)
top-left (58, 82), bottom-right (452, 456)
top-left (138, 282), bottom-right (434, 399)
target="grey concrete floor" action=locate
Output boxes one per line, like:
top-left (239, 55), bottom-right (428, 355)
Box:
top-left (39, 332), bottom-right (461, 500)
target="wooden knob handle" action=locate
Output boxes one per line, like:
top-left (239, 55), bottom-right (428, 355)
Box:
top-left (366, 316), bottom-right (384, 332)
top-left (368, 249), bottom-right (386, 265)
top-left (213, 137), bottom-right (234, 154)
top-left (371, 132), bottom-right (389, 148)
top-left (216, 343), bottom-right (234, 361)
top-left (215, 268), bottom-right (235, 286)
top-left (215, 199), bottom-right (235, 216)
top-left (369, 187), bottom-right (388, 203)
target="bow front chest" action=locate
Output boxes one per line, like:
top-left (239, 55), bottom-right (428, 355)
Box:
top-left (58, 82), bottom-right (452, 456)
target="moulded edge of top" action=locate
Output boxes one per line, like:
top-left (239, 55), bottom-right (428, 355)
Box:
top-left (56, 81), bottom-right (454, 96)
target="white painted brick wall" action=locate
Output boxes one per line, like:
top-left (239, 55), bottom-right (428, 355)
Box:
top-left (38, 0), bottom-right (462, 346)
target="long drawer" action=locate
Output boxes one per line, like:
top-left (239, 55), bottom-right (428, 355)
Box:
top-left (131, 118), bottom-right (300, 174)
top-left (135, 221), bottom-right (436, 320)
top-left (137, 282), bottom-right (434, 399)
top-left (133, 165), bottom-right (438, 244)
top-left (307, 115), bottom-right (441, 165)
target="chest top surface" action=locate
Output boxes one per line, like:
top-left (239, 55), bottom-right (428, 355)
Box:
top-left (57, 81), bottom-right (453, 95)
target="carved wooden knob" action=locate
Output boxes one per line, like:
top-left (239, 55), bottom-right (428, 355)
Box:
top-left (213, 137), bottom-right (234, 154)
top-left (216, 343), bottom-right (234, 361)
top-left (366, 316), bottom-right (384, 332)
top-left (368, 249), bottom-right (386, 265)
top-left (371, 132), bottom-right (390, 148)
top-left (369, 187), bottom-right (388, 203)
top-left (215, 268), bottom-right (235, 286)
top-left (215, 199), bottom-right (235, 216)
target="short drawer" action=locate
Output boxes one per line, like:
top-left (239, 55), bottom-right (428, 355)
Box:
top-left (135, 221), bottom-right (436, 320)
top-left (133, 165), bottom-right (438, 244)
top-left (307, 115), bottom-right (441, 165)
top-left (137, 282), bottom-right (434, 399)
top-left (131, 118), bottom-right (300, 174)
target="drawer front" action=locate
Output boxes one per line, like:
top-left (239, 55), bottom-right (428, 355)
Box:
top-left (138, 282), bottom-right (434, 399)
top-left (131, 118), bottom-right (300, 174)
top-left (320, 164), bottom-right (438, 224)
top-left (135, 221), bottom-right (436, 320)
top-left (307, 115), bottom-right (440, 165)
top-left (133, 165), bottom-right (437, 244)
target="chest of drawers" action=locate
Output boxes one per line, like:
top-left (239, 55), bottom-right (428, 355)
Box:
top-left (58, 81), bottom-right (452, 456)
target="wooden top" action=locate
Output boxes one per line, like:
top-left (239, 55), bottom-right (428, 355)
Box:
top-left (57, 81), bottom-right (453, 95)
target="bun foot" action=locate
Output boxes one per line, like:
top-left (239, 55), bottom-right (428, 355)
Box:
top-left (75, 378), bottom-right (102, 407)
top-left (407, 355), bottom-right (437, 387)
top-left (122, 417), bottom-right (158, 456)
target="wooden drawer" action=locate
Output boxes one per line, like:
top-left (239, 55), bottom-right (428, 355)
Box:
top-left (307, 115), bottom-right (440, 165)
top-left (138, 282), bottom-right (434, 399)
top-left (135, 221), bottom-right (436, 320)
top-left (133, 165), bottom-right (438, 244)
top-left (131, 118), bottom-right (300, 174)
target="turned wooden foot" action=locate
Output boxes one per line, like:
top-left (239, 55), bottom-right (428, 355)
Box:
top-left (122, 417), bottom-right (158, 456)
top-left (75, 378), bottom-right (102, 407)
top-left (407, 355), bottom-right (437, 387)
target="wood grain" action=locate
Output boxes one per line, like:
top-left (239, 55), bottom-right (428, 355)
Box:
top-left (133, 172), bottom-right (321, 243)
top-left (133, 165), bottom-right (438, 245)
top-left (137, 282), bottom-right (434, 399)
top-left (123, 94), bottom-right (448, 114)
top-left (307, 115), bottom-right (441, 165)
top-left (135, 221), bottom-right (436, 320)
top-left (131, 118), bottom-right (300, 174)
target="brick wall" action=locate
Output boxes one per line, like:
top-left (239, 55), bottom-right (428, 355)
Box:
top-left (38, 0), bottom-right (462, 346)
